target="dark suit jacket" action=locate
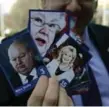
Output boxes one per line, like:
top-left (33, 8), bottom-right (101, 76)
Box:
top-left (10, 72), bottom-right (23, 89)
top-left (10, 67), bottom-right (39, 89)
top-left (0, 24), bottom-right (109, 106)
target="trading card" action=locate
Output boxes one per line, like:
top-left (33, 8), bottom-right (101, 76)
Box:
top-left (45, 33), bottom-right (92, 95)
top-left (28, 10), bottom-right (74, 57)
top-left (0, 30), bottom-right (49, 96)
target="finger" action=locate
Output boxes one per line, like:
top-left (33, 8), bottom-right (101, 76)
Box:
top-left (43, 76), bottom-right (59, 106)
top-left (68, 96), bottom-right (74, 106)
top-left (58, 87), bottom-right (69, 106)
top-left (27, 76), bottom-right (48, 106)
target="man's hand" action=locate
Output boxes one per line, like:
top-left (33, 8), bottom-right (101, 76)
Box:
top-left (27, 76), bottom-right (73, 106)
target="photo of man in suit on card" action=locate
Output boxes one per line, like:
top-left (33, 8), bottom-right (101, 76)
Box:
top-left (8, 39), bottom-right (39, 88)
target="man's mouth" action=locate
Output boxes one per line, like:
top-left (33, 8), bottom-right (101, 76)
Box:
top-left (35, 38), bottom-right (46, 46)
top-left (17, 65), bottom-right (25, 69)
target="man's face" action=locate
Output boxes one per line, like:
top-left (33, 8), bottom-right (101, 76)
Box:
top-left (43, 0), bottom-right (97, 35)
top-left (8, 43), bottom-right (34, 75)
top-left (30, 12), bottom-right (64, 56)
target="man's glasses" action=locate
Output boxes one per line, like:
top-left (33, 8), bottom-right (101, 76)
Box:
top-left (31, 17), bottom-right (61, 32)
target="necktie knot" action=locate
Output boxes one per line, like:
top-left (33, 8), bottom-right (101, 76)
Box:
top-left (27, 75), bottom-right (33, 82)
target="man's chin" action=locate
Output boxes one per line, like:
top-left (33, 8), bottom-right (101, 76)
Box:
top-left (18, 69), bottom-right (29, 75)
top-left (19, 71), bottom-right (29, 76)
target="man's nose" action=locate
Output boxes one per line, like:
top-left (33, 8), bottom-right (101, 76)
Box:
top-left (16, 58), bottom-right (22, 65)
top-left (66, 0), bottom-right (81, 14)
top-left (40, 25), bottom-right (49, 35)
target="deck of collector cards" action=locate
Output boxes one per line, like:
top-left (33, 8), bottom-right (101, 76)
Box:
top-left (0, 9), bottom-right (92, 96)
top-left (29, 10), bottom-right (92, 95)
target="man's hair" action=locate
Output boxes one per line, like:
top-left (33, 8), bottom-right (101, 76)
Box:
top-left (8, 38), bottom-right (32, 60)
top-left (10, 39), bottom-right (30, 51)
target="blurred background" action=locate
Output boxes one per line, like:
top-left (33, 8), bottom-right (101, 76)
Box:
top-left (0, 0), bottom-right (109, 39)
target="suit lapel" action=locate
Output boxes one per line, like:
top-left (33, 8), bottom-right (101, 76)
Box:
top-left (11, 73), bottom-right (23, 89)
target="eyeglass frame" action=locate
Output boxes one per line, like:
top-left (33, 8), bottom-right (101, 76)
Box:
top-left (30, 17), bottom-right (61, 32)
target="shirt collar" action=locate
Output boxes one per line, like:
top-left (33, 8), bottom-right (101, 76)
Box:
top-left (29, 68), bottom-right (37, 77)
top-left (18, 68), bottom-right (36, 82)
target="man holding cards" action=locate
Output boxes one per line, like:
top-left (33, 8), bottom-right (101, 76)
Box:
top-left (28, 0), bottom-right (109, 106)
top-left (8, 39), bottom-right (38, 88)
